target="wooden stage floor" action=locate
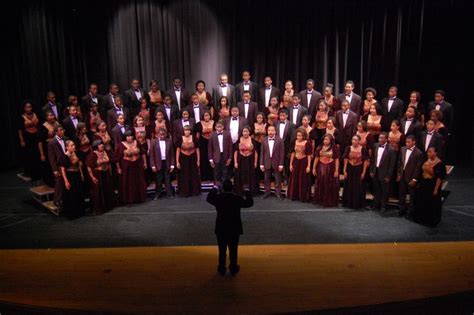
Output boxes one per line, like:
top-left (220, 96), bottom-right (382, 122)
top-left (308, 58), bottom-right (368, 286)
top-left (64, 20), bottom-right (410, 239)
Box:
top-left (1, 242), bottom-right (474, 314)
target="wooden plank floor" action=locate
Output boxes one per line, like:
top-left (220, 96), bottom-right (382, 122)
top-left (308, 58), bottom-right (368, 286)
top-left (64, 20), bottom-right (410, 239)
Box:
top-left (1, 242), bottom-right (474, 314)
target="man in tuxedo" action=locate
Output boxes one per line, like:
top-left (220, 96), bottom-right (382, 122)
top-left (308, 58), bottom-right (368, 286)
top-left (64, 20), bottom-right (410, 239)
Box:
top-left (224, 107), bottom-right (248, 144)
top-left (208, 121), bottom-right (233, 189)
top-left (418, 120), bottom-right (445, 160)
top-left (62, 104), bottom-right (82, 141)
top-left (337, 80), bottom-right (362, 115)
top-left (156, 95), bottom-right (180, 123)
top-left (186, 93), bottom-right (207, 123)
top-left (335, 100), bottom-right (359, 166)
top-left (428, 90), bottom-right (454, 133)
top-left (101, 83), bottom-right (121, 119)
top-left (274, 109), bottom-right (296, 182)
top-left (110, 114), bottom-right (130, 150)
top-left (369, 133), bottom-right (396, 212)
top-left (81, 83), bottom-right (101, 117)
top-left (150, 128), bottom-right (175, 200)
top-left (124, 78), bottom-right (148, 118)
top-left (207, 179), bottom-right (254, 276)
top-left (258, 76), bottom-right (280, 112)
top-left (106, 96), bottom-right (129, 131)
top-left (400, 106), bottom-right (422, 141)
top-left (299, 79), bottom-right (322, 116)
top-left (166, 77), bottom-right (189, 112)
top-left (212, 73), bottom-right (236, 108)
top-left (42, 91), bottom-right (63, 121)
top-left (48, 125), bottom-right (66, 207)
top-left (288, 94), bottom-right (308, 127)
top-left (171, 110), bottom-right (195, 147)
top-left (260, 125), bottom-right (285, 199)
top-left (397, 135), bottom-right (423, 218)
top-left (235, 70), bottom-right (258, 102)
top-left (237, 91), bottom-right (258, 127)
top-left (381, 86), bottom-right (405, 132)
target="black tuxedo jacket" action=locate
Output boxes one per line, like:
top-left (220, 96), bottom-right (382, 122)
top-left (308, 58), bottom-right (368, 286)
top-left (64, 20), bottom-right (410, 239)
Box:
top-left (337, 93), bottom-right (362, 115)
top-left (62, 116), bottom-right (82, 140)
top-left (428, 101), bottom-right (454, 132)
top-left (335, 110), bottom-right (359, 146)
top-left (398, 146), bottom-right (423, 182)
top-left (212, 84), bottom-right (236, 108)
top-left (370, 143), bottom-right (397, 180)
top-left (156, 104), bottom-right (180, 122)
top-left (186, 103), bottom-right (208, 122)
top-left (299, 90), bottom-right (322, 115)
top-left (165, 88), bottom-right (190, 112)
top-left (124, 88), bottom-right (148, 110)
top-left (418, 131), bottom-right (444, 159)
top-left (258, 86), bottom-right (281, 112)
top-left (400, 118), bottom-right (422, 141)
top-left (237, 101), bottom-right (258, 126)
top-left (381, 97), bottom-right (404, 130)
top-left (288, 105), bottom-right (308, 127)
top-left (235, 81), bottom-right (259, 102)
top-left (42, 102), bottom-right (64, 121)
top-left (80, 94), bottom-right (102, 116)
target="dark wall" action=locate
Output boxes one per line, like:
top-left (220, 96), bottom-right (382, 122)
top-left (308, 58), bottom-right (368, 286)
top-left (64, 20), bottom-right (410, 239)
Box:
top-left (2, 0), bottom-right (471, 168)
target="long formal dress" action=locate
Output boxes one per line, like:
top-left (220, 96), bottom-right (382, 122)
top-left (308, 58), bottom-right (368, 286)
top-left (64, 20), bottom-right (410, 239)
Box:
top-left (233, 138), bottom-right (259, 196)
top-left (19, 113), bottom-right (42, 180)
top-left (312, 111), bottom-right (329, 147)
top-left (195, 120), bottom-right (214, 181)
top-left (76, 132), bottom-right (92, 195)
top-left (59, 153), bottom-right (85, 219)
top-left (342, 146), bottom-right (369, 209)
top-left (86, 150), bottom-right (116, 215)
top-left (287, 141), bottom-right (313, 202)
top-left (414, 159), bottom-right (446, 227)
top-left (314, 145), bottom-right (340, 207)
top-left (115, 140), bottom-right (147, 204)
top-left (367, 115), bottom-right (382, 141)
top-left (39, 121), bottom-right (59, 187)
top-left (177, 136), bottom-right (201, 197)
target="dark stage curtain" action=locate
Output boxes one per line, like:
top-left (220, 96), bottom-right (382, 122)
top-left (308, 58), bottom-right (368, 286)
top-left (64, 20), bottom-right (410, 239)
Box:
top-left (2, 0), bottom-right (471, 169)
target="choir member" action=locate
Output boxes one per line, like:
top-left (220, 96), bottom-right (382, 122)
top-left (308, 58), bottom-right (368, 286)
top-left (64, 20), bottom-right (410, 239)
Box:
top-left (133, 115), bottom-right (152, 143)
top-left (208, 120), bottom-right (233, 188)
top-left (75, 123), bottom-right (92, 190)
top-left (81, 83), bottom-right (101, 118)
top-left (187, 93), bottom-right (207, 123)
top-left (18, 100), bottom-right (41, 180)
top-left (430, 109), bottom-right (449, 142)
top-left (224, 107), bottom-right (248, 145)
top-left (137, 97), bottom-right (151, 127)
top-left (62, 104), bottom-right (82, 141)
top-left (260, 125), bottom-right (284, 199)
top-left (136, 131), bottom-right (151, 185)
top-left (301, 115), bottom-right (313, 137)
top-left (419, 120), bottom-right (444, 160)
top-left (176, 125), bottom-right (201, 197)
top-left (150, 128), bottom-right (175, 200)
top-left (237, 91), bottom-right (258, 126)
top-left (101, 83), bottom-right (121, 118)
top-left (86, 140), bottom-right (116, 215)
top-left (171, 109), bottom-right (195, 148)
top-left (148, 79), bottom-right (164, 116)
top-left (106, 95), bottom-right (130, 130)
top-left (414, 146), bottom-right (446, 227)
top-left (400, 106), bottom-right (422, 141)
top-left (288, 94), bottom-right (308, 127)
top-left (42, 91), bottom-right (63, 121)
top-left (235, 70), bottom-right (258, 102)
top-left (311, 100), bottom-right (330, 147)
top-left (39, 110), bottom-right (59, 186)
top-left (381, 86), bottom-right (404, 131)
top-left (86, 102), bottom-right (101, 133)
top-left (274, 109), bottom-right (296, 182)
top-left (253, 112), bottom-right (267, 155)
top-left (233, 126), bottom-right (259, 196)
top-left (397, 135), bottom-right (423, 218)
top-left (299, 79), bottom-right (322, 116)
top-left (217, 96), bottom-right (231, 120)
top-left (94, 121), bottom-right (113, 156)
top-left (342, 135), bottom-right (369, 210)
top-left (428, 90), bottom-right (454, 134)
top-left (115, 130), bottom-right (147, 204)
top-left (59, 140), bottom-right (85, 219)
top-left (212, 73), bottom-right (236, 108)
top-left (388, 120), bottom-right (404, 152)
top-left (323, 83), bottom-right (340, 113)
top-left (407, 91), bottom-right (425, 126)
top-left (266, 96), bottom-right (280, 123)
top-left (356, 121), bottom-right (375, 157)
top-left (156, 95), bottom-right (180, 123)
top-left (65, 95), bottom-right (82, 119)
top-left (368, 133), bottom-right (396, 212)
top-left (366, 104), bottom-right (382, 141)
top-left (195, 111), bottom-right (215, 181)
top-left (361, 87), bottom-right (380, 120)
top-left (287, 128), bottom-right (313, 202)
top-left (281, 80), bottom-right (295, 108)
top-left (166, 77), bottom-right (190, 112)
top-left (313, 134), bottom-right (340, 207)
top-left (48, 125), bottom-right (66, 207)
top-left (335, 100), bottom-right (359, 165)
top-left (195, 80), bottom-right (214, 118)
top-left (258, 76), bottom-right (280, 112)
top-left (153, 111), bottom-right (169, 137)
top-left (323, 117), bottom-right (340, 144)
top-left (110, 114), bottom-right (131, 151)
top-left (337, 81), bottom-right (362, 115)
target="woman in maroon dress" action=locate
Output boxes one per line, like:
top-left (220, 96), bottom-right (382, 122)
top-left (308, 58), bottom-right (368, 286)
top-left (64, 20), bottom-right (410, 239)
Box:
top-left (115, 131), bottom-right (147, 204)
top-left (38, 110), bottom-right (59, 187)
top-left (18, 100), bottom-right (42, 180)
top-left (94, 121), bottom-right (113, 157)
top-left (311, 100), bottom-right (330, 147)
top-left (342, 135), bottom-right (369, 209)
top-left (86, 140), bottom-right (116, 215)
top-left (194, 111), bottom-right (214, 182)
top-left (217, 96), bottom-right (231, 120)
top-left (356, 121), bottom-right (375, 158)
top-left (176, 125), bottom-right (201, 197)
top-left (75, 122), bottom-right (92, 196)
top-left (234, 126), bottom-right (259, 196)
top-left (287, 128), bottom-right (313, 202)
top-left (408, 91), bottom-right (425, 126)
top-left (313, 134), bottom-right (340, 207)
top-left (195, 80), bottom-right (214, 119)
top-left (87, 102), bottom-right (101, 133)
top-left (323, 83), bottom-right (340, 113)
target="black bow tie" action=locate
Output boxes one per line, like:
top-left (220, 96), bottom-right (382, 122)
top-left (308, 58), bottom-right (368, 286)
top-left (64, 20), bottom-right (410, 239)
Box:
top-left (232, 117), bottom-right (238, 121)
top-left (307, 91), bottom-right (313, 94)
top-left (244, 81), bottom-right (249, 85)
top-left (164, 105), bottom-right (170, 108)
top-left (407, 118), bottom-right (413, 121)
top-left (293, 105), bottom-right (299, 109)
top-left (183, 119), bottom-right (188, 122)
top-left (244, 103), bottom-right (249, 105)
top-left (269, 138), bottom-right (275, 141)
top-left (343, 111), bottom-right (349, 115)
top-left (427, 132), bottom-right (433, 136)
top-left (407, 147), bottom-right (413, 151)
top-left (217, 132), bottom-right (223, 135)
top-left (390, 97), bottom-right (396, 100)
top-left (221, 84), bottom-right (227, 88)
top-left (380, 144), bottom-right (386, 148)
top-left (193, 104), bottom-right (199, 108)
top-left (135, 89), bottom-right (140, 92)
top-left (266, 87), bottom-right (271, 90)
top-left (174, 88), bottom-right (181, 91)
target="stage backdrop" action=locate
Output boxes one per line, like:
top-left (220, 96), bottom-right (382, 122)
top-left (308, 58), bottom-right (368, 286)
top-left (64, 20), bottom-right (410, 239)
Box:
top-left (2, 0), bottom-right (471, 168)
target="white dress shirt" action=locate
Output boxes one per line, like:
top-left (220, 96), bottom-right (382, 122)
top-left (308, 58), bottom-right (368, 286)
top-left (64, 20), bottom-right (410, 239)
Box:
top-left (268, 137), bottom-right (275, 158)
top-left (265, 87), bottom-right (272, 107)
top-left (244, 103), bottom-right (249, 118)
top-left (307, 90), bottom-right (313, 107)
top-left (164, 106), bottom-right (171, 120)
top-left (230, 118), bottom-right (239, 143)
top-left (217, 133), bottom-right (224, 153)
top-left (342, 111), bottom-right (349, 128)
top-left (175, 90), bottom-right (181, 110)
top-left (404, 148), bottom-right (413, 170)
top-left (388, 97), bottom-right (395, 112)
top-left (279, 121), bottom-right (286, 139)
top-left (193, 105), bottom-right (201, 123)
top-left (134, 90), bottom-right (142, 100)
top-left (404, 119), bottom-right (413, 135)
top-left (117, 124), bottom-right (125, 134)
top-left (345, 93), bottom-right (353, 104)
top-left (90, 94), bottom-right (98, 104)
top-left (181, 119), bottom-right (189, 127)
top-left (159, 140), bottom-right (166, 160)
top-left (221, 86), bottom-right (228, 97)
top-left (71, 117), bottom-right (78, 128)
top-left (292, 106), bottom-right (299, 125)
top-left (56, 136), bottom-right (65, 153)
top-left (49, 102), bottom-right (58, 118)
top-left (110, 94), bottom-right (116, 106)
top-left (114, 106), bottom-right (123, 115)
top-left (376, 145), bottom-right (385, 168)
top-left (425, 132), bottom-right (433, 151)
top-left (243, 82), bottom-right (250, 91)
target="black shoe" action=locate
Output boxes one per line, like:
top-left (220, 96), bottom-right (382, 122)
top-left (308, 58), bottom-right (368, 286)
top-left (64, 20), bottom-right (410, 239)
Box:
top-left (153, 195), bottom-right (159, 201)
top-left (277, 194), bottom-right (284, 200)
top-left (262, 193), bottom-right (271, 199)
top-left (217, 266), bottom-right (226, 276)
top-left (229, 264), bottom-right (240, 276)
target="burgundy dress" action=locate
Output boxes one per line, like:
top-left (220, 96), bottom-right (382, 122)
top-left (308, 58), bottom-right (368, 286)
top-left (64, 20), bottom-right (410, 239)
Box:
top-left (233, 138), bottom-right (259, 196)
top-left (177, 136), bottom-right (201, 197)
top-left (19, 113), bottom-right (42, 180)
top-left (86, 150), bottom-right (116, 215)
top-left (115, 140), bottom-right (147, 204)
top-left (313, 145), bottom-right (340, 207)
top-left (59, 153), bottom-right (85, 219)
top-left (287, 141), bottom-right (313, 202)
top-left (342, 146), bottom-right (369, 209)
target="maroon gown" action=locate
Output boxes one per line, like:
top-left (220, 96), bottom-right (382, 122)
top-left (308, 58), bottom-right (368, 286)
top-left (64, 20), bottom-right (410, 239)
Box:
top-left (342, 146), bottom-right (369, 209)
top-left (177, 136), bottom-right (201, 197)
top-left (233, 138), bottom-right (259, 196)
top-left (86, 150), bottom-right (116, 215)
top-left (313, 145), bottom-right (340, 207)
top-left (115, 140), bottom-right (147, 204)
top-left (287, 141), bottom-right (313, 202)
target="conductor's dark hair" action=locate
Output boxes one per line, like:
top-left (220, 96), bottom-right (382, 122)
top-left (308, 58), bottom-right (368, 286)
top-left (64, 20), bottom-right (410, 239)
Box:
top-left (222, 179), bottom-right (233, 192)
